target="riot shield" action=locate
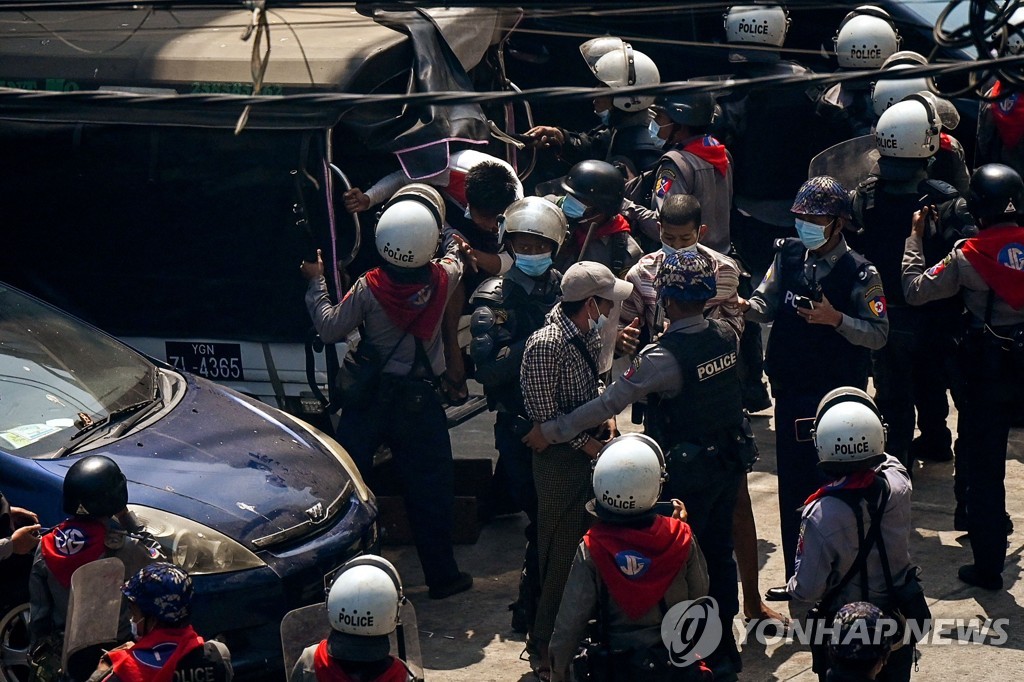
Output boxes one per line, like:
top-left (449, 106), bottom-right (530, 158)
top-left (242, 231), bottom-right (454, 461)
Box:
top-left (280, 604), bottom-right (329, 679)
top-left (807, 134), bottom-right (879, 190)
top-left (62, 557), bottom-right (125, 674)
top-left (279, 600), bottom-right (423, 681)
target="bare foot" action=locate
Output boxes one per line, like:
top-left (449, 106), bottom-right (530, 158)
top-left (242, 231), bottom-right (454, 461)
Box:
top-left (745, 601), bottom-right (789, 624)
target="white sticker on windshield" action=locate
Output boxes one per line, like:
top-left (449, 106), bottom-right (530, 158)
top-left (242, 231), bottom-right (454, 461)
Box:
top-left (0, 423), bottom-right (66, 449)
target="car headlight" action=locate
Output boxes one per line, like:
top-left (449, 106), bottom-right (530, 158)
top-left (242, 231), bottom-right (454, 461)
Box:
top-left (128, 504), bottom-right (266, 575)
top-left (278, 413), bottom-right (372, 504)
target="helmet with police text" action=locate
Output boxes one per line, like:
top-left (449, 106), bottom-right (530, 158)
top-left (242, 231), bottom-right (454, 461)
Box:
top-left (791, 176), bottom-right (852, 219)
top-left (656, 251), bottom-right (717, 302)
top-left (967, 163), bottom-right (1024, 224)
top-left (580, 37), bottom-right (661, 111)
top-left (874, 95), bottom-right (939, 159)
top-left (870, 51), bottom-right (928, 117)
top-left (63, 455), bottom-right (128, 517)
top-left (834, 6), bottom-right (901, 69)
top-left (656, 90), bottom-right (718, 127)
top-left (375, 183), bottom-right (445, 269)
top-left (123, 563), bottom-right (193, 624)
top-left (724, 5), bottom-right (790, 47)
top-left (325, 555), bottom-right (404, 662)
top-left (589, 434), bottom-right (666, 520)
top-left (812, 386), bottom-right (887, 474)
top-left (562, 160), bottom-right (626, 216)
top-left (498, 196), bottom-right (568, 255)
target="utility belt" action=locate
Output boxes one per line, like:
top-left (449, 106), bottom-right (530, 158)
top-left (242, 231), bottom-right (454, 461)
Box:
top-left (962, 321), bottom-right (1024, 377)
top-left (663, 418), bottom-right (759, 477)
top-left (378, 374), bottom-right (441, 414)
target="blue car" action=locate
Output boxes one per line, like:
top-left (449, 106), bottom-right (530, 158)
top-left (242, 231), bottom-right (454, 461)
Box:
top-left (0, 283), bottom-right (378, 682)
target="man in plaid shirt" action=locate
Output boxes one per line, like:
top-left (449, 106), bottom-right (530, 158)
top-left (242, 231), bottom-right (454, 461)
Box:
top-left (519, 261), bottom-right (632, 680)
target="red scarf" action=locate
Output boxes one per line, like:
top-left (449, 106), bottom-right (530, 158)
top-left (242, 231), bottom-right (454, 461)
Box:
top-left (443, 169), bottom-right (468, 209)
top-left (989, 80), bottom-right (1024, 149)
top-left (574, 214), bottom-right (632, 250)
top-left (40, 518), bottom-right (108, 589)
top-left (804, 470), bottom-right (877, 506)
top-left (960, 225), bottom-right (1024, 310)
top-left (364, 265), bottom-right (450, 340)
top-left (584, 516), bottom-right (693, 620)
top-left (682, 135), bottom-right (729, 177)
top-left (108, 626), bottom-right (205, 682)
top-left (312, 642), bottom-right (408, 682)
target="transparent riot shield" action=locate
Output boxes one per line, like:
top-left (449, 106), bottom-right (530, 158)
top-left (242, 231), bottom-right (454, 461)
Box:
top-left (807, 134), bottom-right (879, 190)
top-left (279, 600), bottom-right (423, 681)
top-left (62, 557), bottom-right (125, 675)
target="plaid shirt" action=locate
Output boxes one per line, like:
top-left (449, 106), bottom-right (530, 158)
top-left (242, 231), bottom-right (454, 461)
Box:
top-left (521, 305), bottom-right (603, 450)
top-left (620, 244), bottom-right (744, 341)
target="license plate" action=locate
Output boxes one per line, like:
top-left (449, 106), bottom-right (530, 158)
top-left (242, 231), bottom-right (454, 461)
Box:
top-left (166, 341), bottom-right (244, 381)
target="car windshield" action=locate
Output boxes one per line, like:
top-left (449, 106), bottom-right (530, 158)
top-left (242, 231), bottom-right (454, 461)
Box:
top-left (0, 284), bottom-right (154, 457)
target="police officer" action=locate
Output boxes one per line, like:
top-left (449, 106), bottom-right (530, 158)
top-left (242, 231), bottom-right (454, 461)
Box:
top-left (976, 31), bottom-right (1024, 176)
top-left (301, 184), bottom-right (472, 600)
top-left (787, 388), bottom-right (924, 682)
top-left (739, 176), bottom-right (888, 584)
top-left (87, 563), bottom-right (232, 682)
top-left (848, 96), bottom-right (975, 467)
top-left (903, 163), bottom-right (1024, 590)
top-left (548, 435), bottom-right (711, 682)
top-left (869, 53), bottom-right (971, 193)
top-left (30, 455), bottom-right (155, 679)
top-left (468, 196), bottom-right (567, 632)
top-left (649, 90), bottom-right (734, 255)
top-left (526, 37), bottom-right (664, 174)
top-left (817, 6), bottom-right (901, 142)
top-left (290, 556), bottom-right (416, 682)
top-left (526, 251), bottom-right (751, 679)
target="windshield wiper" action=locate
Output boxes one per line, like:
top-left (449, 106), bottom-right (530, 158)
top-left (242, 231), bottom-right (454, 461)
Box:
top-left (54, 373), bottom-right (165, 458)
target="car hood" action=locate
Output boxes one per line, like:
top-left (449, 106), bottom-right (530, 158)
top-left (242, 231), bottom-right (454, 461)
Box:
top-left (45, 375), bottom-right (355, 548)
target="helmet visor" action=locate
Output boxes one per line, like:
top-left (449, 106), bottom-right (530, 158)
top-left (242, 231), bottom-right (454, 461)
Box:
top-left (580, 37), bottom-right (630, 85)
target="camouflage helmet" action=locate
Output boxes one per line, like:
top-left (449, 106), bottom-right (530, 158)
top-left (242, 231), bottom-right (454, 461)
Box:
top-left (122, 562), bottom-right (194, 623)
top-left (829, 601), bottom-right (897, 662)
top-left (656, 251), bottom-right (717, 302)
top-left (791, 176), bottom-right (852, 219)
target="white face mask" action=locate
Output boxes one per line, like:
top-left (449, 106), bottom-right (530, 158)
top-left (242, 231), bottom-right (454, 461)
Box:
top-left (661, 242), bottom-right (699, 256)
top-left (589, 312), bottom-right (609, 333)
top-left (130, 618), bottom-right (142, 640)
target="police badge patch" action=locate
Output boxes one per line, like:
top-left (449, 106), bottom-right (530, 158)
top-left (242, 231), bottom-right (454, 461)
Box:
top-left (655, 171), bottom-right (675, 198)
top-left (615, 549), bottom-right (651, 579)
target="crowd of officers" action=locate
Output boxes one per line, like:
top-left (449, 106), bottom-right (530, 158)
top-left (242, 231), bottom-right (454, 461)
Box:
top-left (3, 4), bottom-right (1024, 682)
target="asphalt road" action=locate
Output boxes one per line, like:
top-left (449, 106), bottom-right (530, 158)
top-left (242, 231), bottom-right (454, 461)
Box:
top-left (380, 381), bottom-right (1024, 681)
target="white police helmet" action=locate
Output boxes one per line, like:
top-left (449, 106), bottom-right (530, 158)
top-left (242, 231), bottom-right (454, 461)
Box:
top-left (374, 183), bottom-right (444, 269)
top-left (834, 6), bottom-right (901, 69)
top-left (871, 65), bottom-right (929, 118)
top-left (724, 5), bottom-right (790, 47)
top-left (591, 434), bottom-right (666, 519)
top-left (498, 196), bottom-right (568, 255)
top-left (329, 552), bottom-right (405, 643)
top-left (874, 95), bottom-right (940, 159)
top-left (812, 387), bottom-right (887, 472)
top-left (580, 37), bottom-right (661, 111)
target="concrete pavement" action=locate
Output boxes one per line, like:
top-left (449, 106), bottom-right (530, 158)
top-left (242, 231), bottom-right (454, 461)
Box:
top-left (382, 385), bottom-right (1024, 681)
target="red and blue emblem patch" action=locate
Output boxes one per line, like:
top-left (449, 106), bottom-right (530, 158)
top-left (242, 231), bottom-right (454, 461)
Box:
top-left (998, 242), bottom-right (1024, 271)
top-left (615, 550), bottom-right (651, 578)
top-left (655, 173), bottom-right (674, 198)
top-left (868, 295), bottom-right (887, 318)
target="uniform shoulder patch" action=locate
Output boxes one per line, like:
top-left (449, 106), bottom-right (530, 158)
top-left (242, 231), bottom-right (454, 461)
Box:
top-left (655, 169), bottom-right (676, 198)
top-left (926, 253), bottom-right (953, 276)
top-left (773, 238), bottom-right (787, 251)
top-left (868, 295), bottom-right (887, 318)
top-left (857, 264), bottom-right (877, 282)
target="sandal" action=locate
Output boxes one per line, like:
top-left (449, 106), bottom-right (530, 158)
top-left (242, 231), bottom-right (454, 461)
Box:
top-left (440, 374), bottom-right (469, 407)
top-left (744, 614), bottom-right (791, 638)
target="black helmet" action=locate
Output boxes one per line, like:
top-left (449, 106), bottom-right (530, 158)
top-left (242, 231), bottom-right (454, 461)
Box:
top-left (656, 91), bottom-right (718, 127)
top-left (968, 163), bottom-right (1024, 225)
top-left (561, 160), bottom-right (625, 216)
top-left (63, 455), bottom-right (128, 517)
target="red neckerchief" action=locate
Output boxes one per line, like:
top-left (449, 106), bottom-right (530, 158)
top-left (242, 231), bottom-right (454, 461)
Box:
top-left (990, 80), bottom-right (1024, 149)
top-left (583, 516), bottom-right (693, 620)
top-left (960, 225), bottom-right (1024, 310)
top-left (312, 642), bottom-right (407, 682)
top-left (681, 135), bottom-right (729, 177)
top-left (573, 214), bottom-right (631, 250)
top-left (803, 470), bottom-right (877, 506)
top-left (40, 518), bottom-right (108, 589)
top-left (364, 265), bottom-right (450, 340)
top-left (939, 133), bottom-right (955, 153)
top-left (108, 626), bottom-right (204, 682)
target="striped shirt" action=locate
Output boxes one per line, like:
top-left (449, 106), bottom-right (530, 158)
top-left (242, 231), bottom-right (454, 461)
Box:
top-left (620, 244), bottom-right (745, 343)
top-left (521, 305), bottom-right (603, 450)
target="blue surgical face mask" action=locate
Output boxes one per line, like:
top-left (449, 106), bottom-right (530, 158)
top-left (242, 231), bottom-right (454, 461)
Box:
top-left (596, 109), bottom-right (611, 126)
top-left (515, 252), bottom-right (553, 277)
top-left (648, 119), bottom-right (668, 145)
top-left (464, 205), bottom-right (473, 220)
top-left (661, 241), bottom-right (698, 256)
top-left (561, 193), bottom-right (588, 220)
top-left (795, 218), bottom-right (830, 251)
